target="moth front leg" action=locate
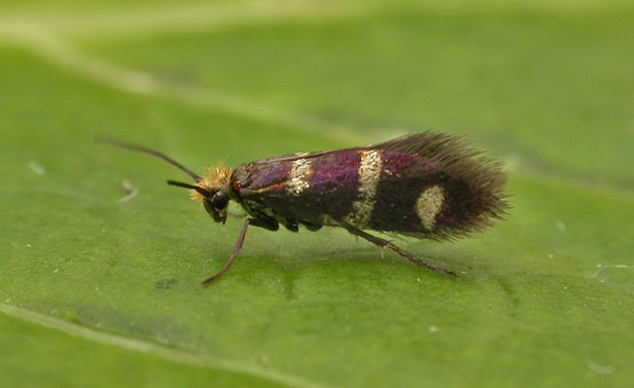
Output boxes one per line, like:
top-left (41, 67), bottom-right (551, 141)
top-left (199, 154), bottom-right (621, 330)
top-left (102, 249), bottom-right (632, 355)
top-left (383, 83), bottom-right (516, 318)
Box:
top-left (201, 218), bottom-right (252, 286)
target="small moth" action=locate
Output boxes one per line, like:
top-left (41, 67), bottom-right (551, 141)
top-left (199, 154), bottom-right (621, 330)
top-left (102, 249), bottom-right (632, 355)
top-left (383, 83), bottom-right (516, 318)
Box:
top-left (99, 132), bottom-right (508, 285)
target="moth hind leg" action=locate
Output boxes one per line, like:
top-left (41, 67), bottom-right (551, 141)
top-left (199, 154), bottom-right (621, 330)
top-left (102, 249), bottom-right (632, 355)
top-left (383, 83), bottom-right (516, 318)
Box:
top-left (346, 227), bottom-right (459, 280)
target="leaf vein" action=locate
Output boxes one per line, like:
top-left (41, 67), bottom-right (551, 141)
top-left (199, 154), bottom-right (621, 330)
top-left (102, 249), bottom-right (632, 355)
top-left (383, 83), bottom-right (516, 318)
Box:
top-left (0, 302), bottom-right (336, 388)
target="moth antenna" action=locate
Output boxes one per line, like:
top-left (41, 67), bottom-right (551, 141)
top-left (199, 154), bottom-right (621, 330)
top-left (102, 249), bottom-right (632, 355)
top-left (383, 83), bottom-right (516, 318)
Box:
top-left (167, 180), bottom-right (210, 197)
top-left (96, 135), bottom-right (202, 182)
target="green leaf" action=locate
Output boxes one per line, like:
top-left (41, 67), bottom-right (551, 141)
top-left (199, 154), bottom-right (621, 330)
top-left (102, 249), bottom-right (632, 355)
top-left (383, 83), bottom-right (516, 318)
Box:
top-left (1, 1), bottom-right (633, 387)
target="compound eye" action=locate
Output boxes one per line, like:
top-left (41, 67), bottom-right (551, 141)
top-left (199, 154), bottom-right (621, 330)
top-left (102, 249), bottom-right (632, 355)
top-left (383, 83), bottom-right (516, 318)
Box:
top-left (211, 191), bottom-right (228, 209)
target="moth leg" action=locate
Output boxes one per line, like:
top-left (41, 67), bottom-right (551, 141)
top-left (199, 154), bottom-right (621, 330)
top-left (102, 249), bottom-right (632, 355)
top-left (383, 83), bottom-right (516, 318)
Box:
top-left (346, 227), bottom-right (459, 280)
top-left (201, 218), bottom-right (251, 286)
top-left (282, 218), bottom-right (299, 232)
top-left (301, 221), bottom-right (322, 232)
top-left (249, 216), bottom-right (279, 231)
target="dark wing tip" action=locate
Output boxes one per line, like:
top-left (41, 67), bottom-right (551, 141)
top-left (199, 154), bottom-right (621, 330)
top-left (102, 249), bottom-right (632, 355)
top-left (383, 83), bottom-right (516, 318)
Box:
top-left (377, 131), bottom-right (510, 239)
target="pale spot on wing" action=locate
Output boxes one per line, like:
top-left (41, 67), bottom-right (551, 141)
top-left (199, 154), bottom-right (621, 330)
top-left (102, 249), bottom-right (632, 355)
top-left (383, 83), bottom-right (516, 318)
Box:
top-left (344, 150), bottom-right (382, 227)
top-left (287, 158), bottom-right (312, 195)
top-left (416, 185), bottom-right (445, 230)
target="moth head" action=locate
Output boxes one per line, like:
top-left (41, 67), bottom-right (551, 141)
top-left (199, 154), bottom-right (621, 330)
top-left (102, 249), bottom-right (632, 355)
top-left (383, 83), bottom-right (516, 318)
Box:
top-left (201, 189), bottom-right (229, 223)
top-left (181, 164), bottom-right (232, 224)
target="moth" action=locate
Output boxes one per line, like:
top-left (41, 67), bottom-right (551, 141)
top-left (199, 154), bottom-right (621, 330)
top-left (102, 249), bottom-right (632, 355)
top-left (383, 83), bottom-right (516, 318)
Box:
top-left (99, 132), bottom-right (508, 285)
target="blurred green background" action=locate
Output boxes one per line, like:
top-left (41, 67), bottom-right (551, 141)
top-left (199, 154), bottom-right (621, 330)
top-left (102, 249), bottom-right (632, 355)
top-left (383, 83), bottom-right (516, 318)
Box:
top-left (1, 0), bottom-right (633, 387)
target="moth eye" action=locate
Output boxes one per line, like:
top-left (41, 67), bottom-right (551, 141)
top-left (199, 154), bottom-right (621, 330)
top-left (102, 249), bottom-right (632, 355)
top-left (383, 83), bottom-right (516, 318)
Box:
top-left (211, 191), bottom-right (228, 209)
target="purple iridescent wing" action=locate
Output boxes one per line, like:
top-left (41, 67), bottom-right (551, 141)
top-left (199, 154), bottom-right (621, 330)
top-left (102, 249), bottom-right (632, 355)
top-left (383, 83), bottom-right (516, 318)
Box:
top-left (232, 150), bottom-right (361, 228)
top-left (232, 132), bottom-right (507, 239)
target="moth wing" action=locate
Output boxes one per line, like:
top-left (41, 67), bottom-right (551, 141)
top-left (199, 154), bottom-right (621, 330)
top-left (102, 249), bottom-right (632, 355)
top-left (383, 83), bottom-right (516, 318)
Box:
top-left (374, 131), bottom-right (506, 191)
top-left (372, 131), bottom-right (480, 161)
top-left (249, 150), bottom-right (332, 165)
top-left (372, 131), bottom-right (509, 238)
